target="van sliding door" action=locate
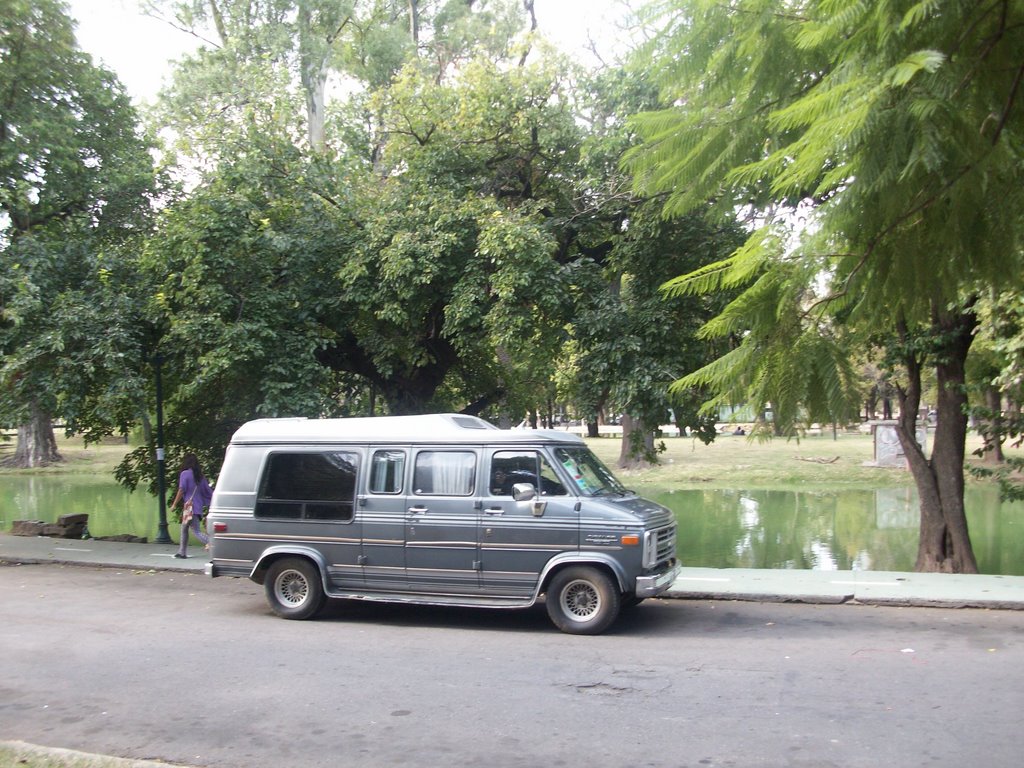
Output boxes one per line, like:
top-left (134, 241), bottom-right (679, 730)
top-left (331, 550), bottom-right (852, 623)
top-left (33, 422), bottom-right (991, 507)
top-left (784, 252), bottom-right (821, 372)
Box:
top-left (404, 448), bottom-right (482, 594)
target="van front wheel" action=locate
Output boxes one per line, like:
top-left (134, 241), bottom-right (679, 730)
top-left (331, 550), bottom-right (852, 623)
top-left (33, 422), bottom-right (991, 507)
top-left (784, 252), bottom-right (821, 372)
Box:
top-left (265, 558), bottom-right (326, 620)
top-left (546, 566), bottom-right (620, 635)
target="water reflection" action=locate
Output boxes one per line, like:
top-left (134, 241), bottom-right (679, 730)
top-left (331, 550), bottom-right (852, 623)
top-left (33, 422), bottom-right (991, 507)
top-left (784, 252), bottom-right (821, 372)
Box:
top-left (0, 475), bottom-right (156, 539)
top-left (648, 486), bottom-right (1024, 576)
top-left (1, 474), bottom-right (1021, 574)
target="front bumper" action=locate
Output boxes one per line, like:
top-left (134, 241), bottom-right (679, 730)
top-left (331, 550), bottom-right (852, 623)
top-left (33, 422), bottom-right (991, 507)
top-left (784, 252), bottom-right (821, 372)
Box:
top-left (635, 561), bottom-right (681, 598)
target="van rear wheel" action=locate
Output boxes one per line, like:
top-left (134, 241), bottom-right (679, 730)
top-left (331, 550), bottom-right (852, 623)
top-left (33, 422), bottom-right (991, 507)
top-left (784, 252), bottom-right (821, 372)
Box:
top-left (265, 558), bottom-right (326, 620)
top-left (546, 566), bottom-right (620, 635)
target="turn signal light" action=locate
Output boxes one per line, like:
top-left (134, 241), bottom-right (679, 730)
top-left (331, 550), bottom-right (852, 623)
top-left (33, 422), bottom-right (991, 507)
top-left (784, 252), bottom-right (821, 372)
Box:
top-left (621, 534), bottom-right (640, 546)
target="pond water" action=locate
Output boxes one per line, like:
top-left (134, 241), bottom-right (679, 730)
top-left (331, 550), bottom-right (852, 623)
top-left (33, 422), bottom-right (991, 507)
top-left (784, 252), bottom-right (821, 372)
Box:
top-left (0, 474), bottom-right (158, 540)
top-left (647, 486), bottom-right (1024, 576)
top-left (1, 475), bottom-right (1021, 575)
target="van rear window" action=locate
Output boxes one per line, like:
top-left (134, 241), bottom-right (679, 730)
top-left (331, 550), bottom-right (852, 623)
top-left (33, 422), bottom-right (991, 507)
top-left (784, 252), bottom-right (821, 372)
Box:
top-left (256, 451), bottom-right (359, 521)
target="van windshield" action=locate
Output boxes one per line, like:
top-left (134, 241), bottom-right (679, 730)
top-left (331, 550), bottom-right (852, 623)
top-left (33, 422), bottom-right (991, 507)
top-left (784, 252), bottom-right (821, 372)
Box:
top-left (553, 447), bottom-right (628, 497)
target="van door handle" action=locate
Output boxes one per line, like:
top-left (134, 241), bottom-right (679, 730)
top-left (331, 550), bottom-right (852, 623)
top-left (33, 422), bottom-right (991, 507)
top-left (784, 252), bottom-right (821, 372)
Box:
top-left (484, 507), bottom-right (504, 516)
top-left (408, 506), bottom-right (428, 515)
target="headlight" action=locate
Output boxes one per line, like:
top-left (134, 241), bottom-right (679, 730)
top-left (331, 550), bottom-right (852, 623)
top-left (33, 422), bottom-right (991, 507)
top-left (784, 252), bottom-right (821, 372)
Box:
top-left (642, 530), bottom-right (658, 569)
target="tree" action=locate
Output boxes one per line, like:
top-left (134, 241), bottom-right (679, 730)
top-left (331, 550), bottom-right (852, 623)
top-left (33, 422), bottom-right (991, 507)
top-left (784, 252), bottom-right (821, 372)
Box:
top-left (626, 0), bottom-right (1024, 572)
top-left (145, 55), bottom-right (582, 425)
top-left (317, 56), bottom-right (580, 414)
top-left (560, 67), bottom-right (742, 465)
top-left (150, 0), bottom-right (532, 163)
top-left (142, 0), bottom-right (593, 423)
top-left (0, 0), bottom-right (157, 466)
top-left (568, 208), bottom-right (743, 467)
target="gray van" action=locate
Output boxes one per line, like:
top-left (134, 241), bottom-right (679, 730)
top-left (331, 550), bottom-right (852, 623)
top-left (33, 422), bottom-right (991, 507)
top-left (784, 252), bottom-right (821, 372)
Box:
top-left (205, 414), bottom-right (679, 634)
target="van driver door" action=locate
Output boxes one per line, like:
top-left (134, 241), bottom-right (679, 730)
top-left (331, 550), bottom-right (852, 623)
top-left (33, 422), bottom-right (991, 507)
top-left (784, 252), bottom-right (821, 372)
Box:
top-left (478, 449), bottom-right (579, 598)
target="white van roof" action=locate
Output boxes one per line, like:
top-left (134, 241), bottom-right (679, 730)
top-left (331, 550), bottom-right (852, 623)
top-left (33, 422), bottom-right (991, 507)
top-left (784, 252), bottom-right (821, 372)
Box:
top-left (229, 414), bottom-right (586, 446)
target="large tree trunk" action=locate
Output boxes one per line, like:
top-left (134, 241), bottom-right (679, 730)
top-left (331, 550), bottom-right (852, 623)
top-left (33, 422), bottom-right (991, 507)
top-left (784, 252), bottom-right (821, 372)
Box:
top-left (303, 65), bottom-right (328, 150)
top-left (618, 414), bottom-right (656, 469)
top-left (896, 309), bottom-right (979, 574)
top-left (7, 404), bottom-right (62, 468)
top-left (315, 327), bottom-right (459, 416)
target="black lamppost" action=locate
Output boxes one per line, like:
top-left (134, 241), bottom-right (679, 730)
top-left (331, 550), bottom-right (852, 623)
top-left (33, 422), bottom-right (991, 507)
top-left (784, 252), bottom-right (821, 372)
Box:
top-left (153, 354), bottom-right (172, 544)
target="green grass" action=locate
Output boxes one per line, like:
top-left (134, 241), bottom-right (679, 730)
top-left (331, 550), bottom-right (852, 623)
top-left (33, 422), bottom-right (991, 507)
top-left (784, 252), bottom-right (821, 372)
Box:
top-left (0, 434), bottom-right (135, 475)
top-left (586, 429), bottom-right (1017, 491)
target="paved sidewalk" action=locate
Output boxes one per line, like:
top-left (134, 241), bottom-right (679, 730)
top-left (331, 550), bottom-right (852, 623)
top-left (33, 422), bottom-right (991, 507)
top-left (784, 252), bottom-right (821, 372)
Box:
top-left (2, 533), bottom-right (1022, 609)
top-left (666, 566), bottom-right (1024, 609)
top-left (0, 533), bottom-right (206, 573)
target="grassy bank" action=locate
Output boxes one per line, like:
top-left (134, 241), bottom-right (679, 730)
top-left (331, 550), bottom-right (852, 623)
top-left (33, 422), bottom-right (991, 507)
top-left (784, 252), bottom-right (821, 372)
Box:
top-left (588, 429), bottom-right (1024, 490)
top-left (0, 434), bottom-right (135, 476)
top-left (3, 428), bottom-right (1016, 492)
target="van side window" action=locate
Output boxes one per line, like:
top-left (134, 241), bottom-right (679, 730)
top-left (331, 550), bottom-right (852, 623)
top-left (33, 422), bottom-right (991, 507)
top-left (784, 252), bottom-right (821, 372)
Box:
top-left (413, 451), bottom-right (476, 496)
top-left (370, 450), bottom-right (405, 494)
top-left (256, 451), bottom-right (359, 521)
top-left (489, 451), bottom-right (567, 497)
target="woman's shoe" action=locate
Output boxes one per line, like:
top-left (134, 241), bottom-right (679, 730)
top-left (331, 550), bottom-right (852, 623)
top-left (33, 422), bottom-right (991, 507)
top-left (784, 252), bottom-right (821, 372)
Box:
top-left (173, 553), bottom-right (188, 559)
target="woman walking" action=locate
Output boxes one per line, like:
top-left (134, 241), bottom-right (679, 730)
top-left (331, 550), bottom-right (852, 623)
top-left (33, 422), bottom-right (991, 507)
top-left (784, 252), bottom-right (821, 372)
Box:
top-left (170, 453), bottom-right (213, 558)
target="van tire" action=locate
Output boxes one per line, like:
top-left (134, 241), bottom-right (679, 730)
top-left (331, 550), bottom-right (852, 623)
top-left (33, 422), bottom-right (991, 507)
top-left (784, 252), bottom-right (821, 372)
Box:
top-left (545, 566), bottom-right (620, 635)
top-left (265, 558), bottom-right (326, 620)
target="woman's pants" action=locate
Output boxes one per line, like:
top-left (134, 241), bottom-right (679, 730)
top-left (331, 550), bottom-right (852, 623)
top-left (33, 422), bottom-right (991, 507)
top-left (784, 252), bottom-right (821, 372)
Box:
top-left (177, 515), bottom-right (209, 555)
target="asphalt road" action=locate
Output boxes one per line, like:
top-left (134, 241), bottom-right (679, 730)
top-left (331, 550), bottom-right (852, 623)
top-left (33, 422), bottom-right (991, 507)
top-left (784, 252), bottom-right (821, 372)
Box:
top-left (2, 563), bottom-right (1022, 768)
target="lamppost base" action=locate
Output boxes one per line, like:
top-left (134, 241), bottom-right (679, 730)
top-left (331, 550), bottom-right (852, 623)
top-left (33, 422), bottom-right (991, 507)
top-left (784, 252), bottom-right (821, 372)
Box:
top-left (155, 523), bottom-right (173, 545)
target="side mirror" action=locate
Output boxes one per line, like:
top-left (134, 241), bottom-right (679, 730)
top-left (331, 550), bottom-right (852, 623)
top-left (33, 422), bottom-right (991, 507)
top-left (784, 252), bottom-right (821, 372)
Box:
top-left (512, 483), bottom-right (547, 517)
top-left (512, 483), bottom-right (536, 502)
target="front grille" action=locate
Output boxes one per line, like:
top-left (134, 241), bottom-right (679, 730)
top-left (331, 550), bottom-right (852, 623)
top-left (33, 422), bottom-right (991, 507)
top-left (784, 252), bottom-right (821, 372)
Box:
top-left (655, 524), bottom-right (676, 564)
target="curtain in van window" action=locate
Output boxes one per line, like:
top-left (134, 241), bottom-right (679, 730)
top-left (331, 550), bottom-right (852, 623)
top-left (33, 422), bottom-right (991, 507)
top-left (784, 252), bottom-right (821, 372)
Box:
top-left (370, 450), bottom-right (405, 494)
top-left (414, 451), bottom-right (475, 495)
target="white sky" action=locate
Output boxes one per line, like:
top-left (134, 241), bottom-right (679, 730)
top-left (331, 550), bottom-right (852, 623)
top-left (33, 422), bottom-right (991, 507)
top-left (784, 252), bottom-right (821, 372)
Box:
top-left (67, 0), bottom-right (632, 105)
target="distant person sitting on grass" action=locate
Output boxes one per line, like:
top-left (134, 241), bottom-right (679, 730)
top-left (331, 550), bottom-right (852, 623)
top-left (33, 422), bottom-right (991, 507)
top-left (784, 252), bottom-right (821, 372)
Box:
top-left (170, 453), bottom-right (212, 559)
